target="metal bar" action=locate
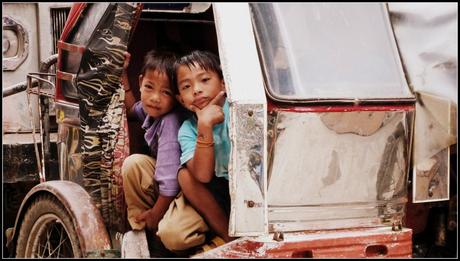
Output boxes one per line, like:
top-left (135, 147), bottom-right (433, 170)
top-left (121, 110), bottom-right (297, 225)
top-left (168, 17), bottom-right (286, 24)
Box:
top-left (26, 75), bottom-right (44, 182)
top-left (35, 76), bottom-right (47, 183)
top-left (138, 18), bottom-right (214, 24)
top-left (40, 95), bottom-right (50, 171)
top-left (25, 72), bottom-right (57, 183)
top-left (3, 80), bottom-right (38, 97)
top-left (38, 56), bottom-right (58, 175)
top-left (39, 54), bottom-right (58, 73)
top-left (27, 73), bottom-right (56, 96)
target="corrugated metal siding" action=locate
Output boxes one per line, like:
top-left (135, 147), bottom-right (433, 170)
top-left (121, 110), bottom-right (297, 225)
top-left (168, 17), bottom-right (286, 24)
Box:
top-left (51, 8), bottom-right (70, 54)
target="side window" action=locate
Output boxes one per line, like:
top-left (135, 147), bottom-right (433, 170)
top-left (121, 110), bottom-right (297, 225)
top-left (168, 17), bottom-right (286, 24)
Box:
top-left (250, 3), bottom-right (413, 102)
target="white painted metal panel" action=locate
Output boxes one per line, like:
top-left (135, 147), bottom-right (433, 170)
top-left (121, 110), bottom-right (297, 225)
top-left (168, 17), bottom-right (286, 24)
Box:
top-left (213, 3), bottom-right (268, 236)
top-left (388, 3), bottom-right (457, 202)
top-left (267, 110), bottom-right (413, 231)
top-left (3, 3), bottom-right (40, 133)
top-left (213, 3), bottom-right (267, 104)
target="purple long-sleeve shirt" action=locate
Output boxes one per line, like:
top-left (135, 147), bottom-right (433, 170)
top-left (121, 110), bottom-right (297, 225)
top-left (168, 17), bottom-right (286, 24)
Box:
top-left (133, 101), bottom-right (185, 197)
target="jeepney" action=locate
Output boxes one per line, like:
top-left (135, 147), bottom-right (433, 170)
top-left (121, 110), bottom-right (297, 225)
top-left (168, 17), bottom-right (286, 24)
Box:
top-left (3, 2), bottom-right (457, 258)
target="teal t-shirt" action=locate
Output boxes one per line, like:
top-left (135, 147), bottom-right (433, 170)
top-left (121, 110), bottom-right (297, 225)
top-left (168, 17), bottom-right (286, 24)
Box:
top-left (178, 100), bottom-right (230, 180)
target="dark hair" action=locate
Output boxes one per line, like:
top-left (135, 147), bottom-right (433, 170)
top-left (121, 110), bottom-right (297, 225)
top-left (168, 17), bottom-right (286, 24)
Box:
top-left (173, 50), bottom-right (223, 93)
top-left (141, 50), bottom-right (178, 93)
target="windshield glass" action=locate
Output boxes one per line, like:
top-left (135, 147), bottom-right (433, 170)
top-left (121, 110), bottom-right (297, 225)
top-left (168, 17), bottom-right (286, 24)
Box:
top-left (249, 3), bottom-right (413, 101)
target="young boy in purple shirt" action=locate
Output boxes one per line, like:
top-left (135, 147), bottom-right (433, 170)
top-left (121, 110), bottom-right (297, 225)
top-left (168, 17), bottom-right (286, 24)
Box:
top-left (121, 50), bottom-right (185, 239)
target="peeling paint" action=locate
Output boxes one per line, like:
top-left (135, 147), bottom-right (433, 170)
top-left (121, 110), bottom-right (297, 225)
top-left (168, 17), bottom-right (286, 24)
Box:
top-left (194, 227), bottom-right (412, 258)
top-left (228, 103), bottom-right (267, 236)
top-left (267, 109), bottom-right (414, 231)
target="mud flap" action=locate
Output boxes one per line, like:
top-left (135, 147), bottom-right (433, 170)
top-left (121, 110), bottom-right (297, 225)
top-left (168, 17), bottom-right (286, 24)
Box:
top-left (75, 3), bottom-right (139, 227)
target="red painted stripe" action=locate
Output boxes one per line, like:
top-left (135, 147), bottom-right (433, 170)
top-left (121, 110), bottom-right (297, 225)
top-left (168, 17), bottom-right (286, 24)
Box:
top-left (56, 3), bottom-right (87, 103)
top-left (57, 40), bottom-right (86, 54)
top-left (59, 3), bottom-right (87, 42)
top-left (195, 228), bottom-right (412, 258)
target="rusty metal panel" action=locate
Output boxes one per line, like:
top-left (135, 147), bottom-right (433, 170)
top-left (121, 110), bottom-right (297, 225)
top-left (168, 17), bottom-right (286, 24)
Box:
top-left (213, 3), bottom-right (268, 236)
top-left (228, 103), bottom-right (267, 236)
top-left (3, 133), bottom-right (58, 183)
top-left (194, 227), bottom-right (412, 258)
top-left (413, 92), bottom-right (455, 202)
top-left (389, 4), bottom-right (457, 202)
top-left (3, 4), bottom-right (40, 132)
top-left (56, 102), bottom-right (83, 184)
top-left (267, 109), bottom-right (414, 232)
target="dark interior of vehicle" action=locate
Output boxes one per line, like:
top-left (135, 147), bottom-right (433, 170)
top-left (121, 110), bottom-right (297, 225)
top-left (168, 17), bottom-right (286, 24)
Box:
top-left (126, 6), bottom-right (219, 154)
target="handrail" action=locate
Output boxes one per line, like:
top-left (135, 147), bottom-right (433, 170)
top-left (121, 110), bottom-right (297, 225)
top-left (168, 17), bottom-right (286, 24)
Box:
top-left (26, 73), bottom-right (56, 98)
top-left (3, 54), bottom-right (58, 98)
top-left (25, 72), bottom-right (58, 183)
top-left (3, 80), bottom-right (38, 97)
top-left (21, 54), bottom-right (59, 183)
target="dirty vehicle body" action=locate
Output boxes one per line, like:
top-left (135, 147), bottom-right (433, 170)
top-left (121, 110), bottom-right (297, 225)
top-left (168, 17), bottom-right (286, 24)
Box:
top-left (4, 3), bottom-right (456, 258)
top-left (2, 2), bottom-right (73, 257)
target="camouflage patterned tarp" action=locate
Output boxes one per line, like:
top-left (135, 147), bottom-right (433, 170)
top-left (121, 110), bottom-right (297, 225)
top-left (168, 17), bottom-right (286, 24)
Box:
top-left (76, 3), bottom-right (138, 227)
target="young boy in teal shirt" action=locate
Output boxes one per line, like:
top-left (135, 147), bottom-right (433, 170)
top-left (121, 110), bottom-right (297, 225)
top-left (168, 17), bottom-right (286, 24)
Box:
top-left (174, 50), bottom-right (233, 244)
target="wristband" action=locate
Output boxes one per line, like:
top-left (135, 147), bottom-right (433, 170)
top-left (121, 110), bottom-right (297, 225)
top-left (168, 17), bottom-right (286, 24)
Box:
top-left (196, 139), bottom-right (214, 148)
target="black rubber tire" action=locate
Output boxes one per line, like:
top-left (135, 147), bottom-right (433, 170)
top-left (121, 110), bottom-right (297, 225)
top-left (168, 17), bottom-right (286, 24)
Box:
top-left (15, 194), bottom-right (82, 257)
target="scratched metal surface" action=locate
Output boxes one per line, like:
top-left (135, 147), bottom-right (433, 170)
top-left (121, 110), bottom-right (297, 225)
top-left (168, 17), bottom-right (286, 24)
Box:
top-left (267, 109), bottom-right (414, 232)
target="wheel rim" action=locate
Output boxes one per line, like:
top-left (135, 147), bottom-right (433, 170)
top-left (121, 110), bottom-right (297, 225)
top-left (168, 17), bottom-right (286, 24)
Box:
top-left (26, 213), bottom-right (77, 258)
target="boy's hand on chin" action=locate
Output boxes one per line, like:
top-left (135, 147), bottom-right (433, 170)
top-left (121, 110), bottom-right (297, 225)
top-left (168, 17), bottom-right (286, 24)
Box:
top-left (191, 91), bottom-right (226, 127)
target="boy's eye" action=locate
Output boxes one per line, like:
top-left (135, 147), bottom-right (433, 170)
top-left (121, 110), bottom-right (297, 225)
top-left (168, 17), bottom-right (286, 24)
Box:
top-left (144, 84), bottom-right (153, 89)
top-left (202, 77), bottom-right (210, 82)
top-left (181, 84), bottom-right (190, 90)
top-left (162, 89), bottom-right (172, 96)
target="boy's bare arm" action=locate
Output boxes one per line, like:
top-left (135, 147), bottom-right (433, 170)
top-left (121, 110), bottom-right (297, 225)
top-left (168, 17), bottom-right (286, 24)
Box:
top-left (122, 52), bottom-right (137, 119)
top-left (186, 121), bottom-right (215, 183)
top-left (186, 92), bottom-right (226, 183)
top-left (135, 194), bottom-right (175, 231)
top-left (122, 72), bottom-right (137, 119)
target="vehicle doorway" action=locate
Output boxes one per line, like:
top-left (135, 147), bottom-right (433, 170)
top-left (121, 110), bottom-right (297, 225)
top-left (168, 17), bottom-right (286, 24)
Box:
top-left (124, 5), bottom-right (219, 155)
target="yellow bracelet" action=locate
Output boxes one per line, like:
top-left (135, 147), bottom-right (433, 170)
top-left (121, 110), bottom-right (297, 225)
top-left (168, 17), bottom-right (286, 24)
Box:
top-left (196, 139), bottom-right (214, 148)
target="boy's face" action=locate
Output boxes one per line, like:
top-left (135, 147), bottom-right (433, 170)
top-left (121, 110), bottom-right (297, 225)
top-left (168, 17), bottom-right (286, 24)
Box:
top-left (176, 63), bottom-right (225, 111)
top-left (139, 69), bottom-right (176, 118)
